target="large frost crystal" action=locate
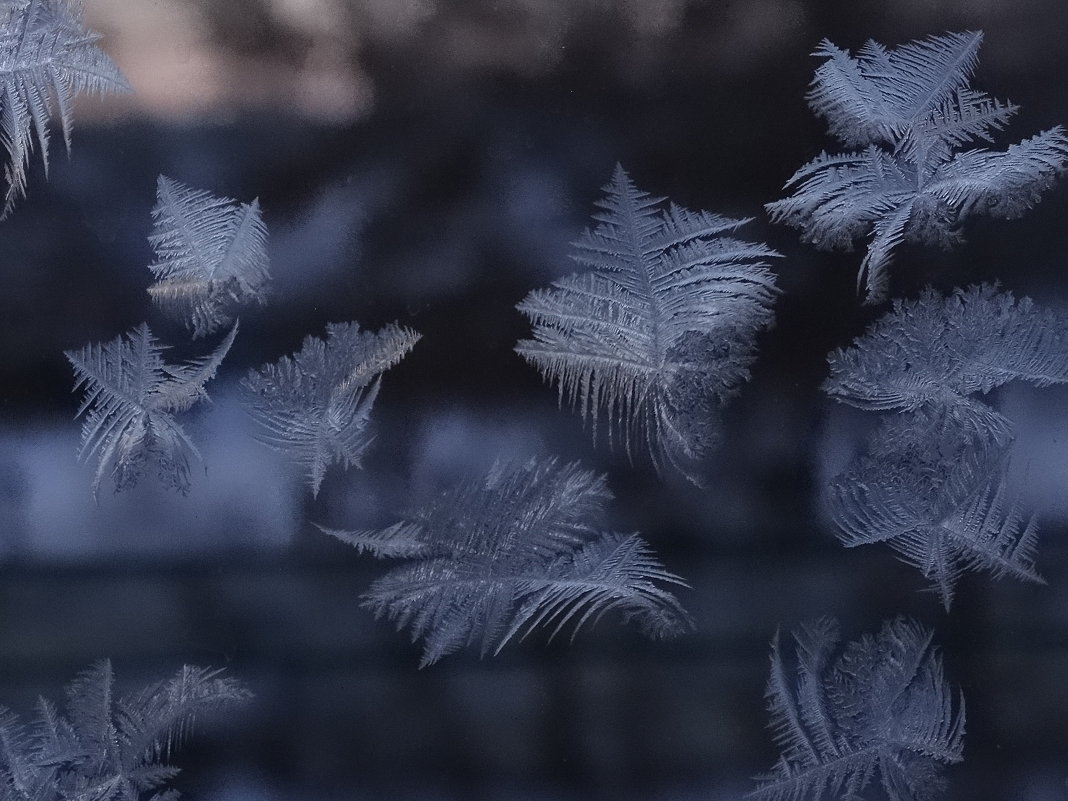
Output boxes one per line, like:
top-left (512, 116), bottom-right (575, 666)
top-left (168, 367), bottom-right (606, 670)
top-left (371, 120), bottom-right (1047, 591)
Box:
top-left (767, 31), bottom-right (1068, 303)
top-left (752, 617), bottom-right (965, 801)
top-left (823, 285), bottom-right (1065, 606)
top-left (318, 457), bottom-right (691, 666)
top-left (0, 0), bottom-right (129, 217)
top-left (0, 660), bottom-right (250, 801)
top-left (516, 165), bottom-right (779, 484)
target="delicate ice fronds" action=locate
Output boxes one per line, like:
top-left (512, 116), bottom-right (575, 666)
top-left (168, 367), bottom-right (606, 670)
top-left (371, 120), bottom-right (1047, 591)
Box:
top-left (767, 31), bottom-right (1068, 303)
top-left (516, 165), bottom-right (779, 484)
top-left (313, 521), bottom-right (431, 559)
top-left (66, 322), bottom-right (237, 497)
top-left (828, 409), bottom-right (1043, 609)
top-left (824, 284), bottom-right (1068, 432)
top-left (751, 617), bottom-right (965, 801)
top-left (823, 286), bottom-right (1057, 605)
top-left (241, 321), bottom-right (420, 496)
top-left (806, 31), bottom-right (988, 148)
top-left (0, 0), bottom-right (129, 217)
top-left (147, 175), bottom-right (270, 338)
top-left (0, 660), bottom-right (250, 801)
top-left (322, 457), bottom-right (691, 667)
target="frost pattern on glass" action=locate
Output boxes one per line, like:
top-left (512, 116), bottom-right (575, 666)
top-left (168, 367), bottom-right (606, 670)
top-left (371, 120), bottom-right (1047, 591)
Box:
top-left (822, 285), bottom-right (1062, 605)
top-left (147, 175), bottom-right (270, 338)
top-left (0, 660), bottom-right (250, 801)
top-left (824, 284), bottom-right (1068, 441)
top-left (319, 457), bottom-right (691, 667)
top-left (516, 165), bottom-right (779, 484)
top-left (752, 617), bottom-right (965, 801)
top-left (66, 322), bottom-right (237, 498)
top-left (0, 0), bottom-right (129, 217)
top-left (829, 409), bottom-right (1042, 609)
top-left (766, 31), bottom-right (1068, 304)
top-left (241, 321), bottom-right (420, 497)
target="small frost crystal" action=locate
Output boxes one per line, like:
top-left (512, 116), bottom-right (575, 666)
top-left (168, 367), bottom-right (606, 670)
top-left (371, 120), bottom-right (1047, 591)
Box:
top-left (828, 409), bottom-right (1042, 609)
top-left (66, 322), bottom-right (237, 497)
top-left (242, 321), bottom-right (420, 496)
top-left (147, 175), bottom-right (271, 338)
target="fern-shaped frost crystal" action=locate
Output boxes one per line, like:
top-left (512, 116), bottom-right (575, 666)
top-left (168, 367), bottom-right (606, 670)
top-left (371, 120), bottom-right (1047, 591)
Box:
top-left (0, 659), bottom-right (250, 801)
top-left (824, 284), bottom-right (1068, 435)
top-left (147, 175), bottom-right (270, 337)
top-left (829, 410), bottom-right (1042, 608)
top-left (516, 165), bottom-right (780, 483)
top-left (752, 617), bottom-right (965, 801)
top-left (319, 457), bottom-right (691, 666)
top-left (767, 31), bottom-right (1068, 303)
top-left (242, 321), bottom-right (420, 496)
top-left (822, 285), bottom-right (1060, 605)
top-left (0, 0), bottom-right (129, 217)
top-left (66, 322), bottom-right (237, 497)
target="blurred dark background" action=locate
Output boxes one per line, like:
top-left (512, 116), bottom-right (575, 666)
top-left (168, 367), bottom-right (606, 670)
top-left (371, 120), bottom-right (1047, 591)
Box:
top-left (0, 1), bottom-right (1067, 799)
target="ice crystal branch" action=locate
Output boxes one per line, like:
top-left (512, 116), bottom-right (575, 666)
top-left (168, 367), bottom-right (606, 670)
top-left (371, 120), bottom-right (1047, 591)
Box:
top-left (517, 165), bottom-right (779, 483)
top-left (320, 457), bottom-right (691, 666)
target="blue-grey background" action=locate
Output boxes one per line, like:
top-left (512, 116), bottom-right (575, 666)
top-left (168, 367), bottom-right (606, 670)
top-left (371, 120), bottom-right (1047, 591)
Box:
top-left (0, 1), bottom-right (1066, 799)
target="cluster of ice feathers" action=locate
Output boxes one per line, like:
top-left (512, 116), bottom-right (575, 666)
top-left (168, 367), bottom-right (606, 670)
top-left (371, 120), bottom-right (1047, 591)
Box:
top-left (3, 2), bottom-right (1067, 798)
